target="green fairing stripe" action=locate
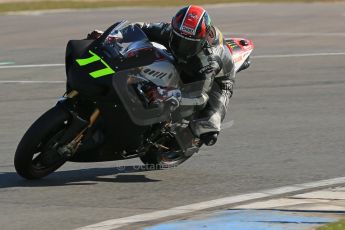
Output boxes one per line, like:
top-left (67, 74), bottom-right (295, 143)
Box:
top-left (76, 50), bottom-right (115, 78)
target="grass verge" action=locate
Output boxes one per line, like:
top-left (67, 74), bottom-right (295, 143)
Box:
top-left (316, 220), bottom-right (345, 230)
top-left (0, 0), bottom-right (344, 13)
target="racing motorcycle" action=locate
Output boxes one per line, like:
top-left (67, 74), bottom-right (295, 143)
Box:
top-left (14, 21), bottom-right (254, 179)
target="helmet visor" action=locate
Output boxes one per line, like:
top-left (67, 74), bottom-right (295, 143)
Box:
top-left (169, 30), bottom-right (204, 60)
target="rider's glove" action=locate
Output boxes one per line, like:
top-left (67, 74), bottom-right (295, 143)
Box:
top-left (87, 30), bottom-right (103, 40)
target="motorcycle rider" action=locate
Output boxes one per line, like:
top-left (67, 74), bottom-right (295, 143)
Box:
top-left (88, 5), bottom-right (236, 146)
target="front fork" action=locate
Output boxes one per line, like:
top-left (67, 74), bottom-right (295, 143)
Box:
top-left (56, 90), bottom-right (100, 158)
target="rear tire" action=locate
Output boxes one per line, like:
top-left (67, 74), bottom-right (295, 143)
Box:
top-left (140, 135), bottom-right (192, 170)
top-left (14, 106), bottom-right (70, 180)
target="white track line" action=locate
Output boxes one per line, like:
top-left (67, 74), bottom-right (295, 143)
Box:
top-left (224, 32), bottom-right (345, 37)
top-left (0, 80), bottom-right (64, 84)
top-left (0, 52), bottom-right (344, 71)
top-left (75, 176), bottom-right (345, 230)
top-left (0, 63), bottom-right (64, 69)
top-left (253, 52), bottom-right (345, 59)
top-left (0, 52), bottom-right (343, 84)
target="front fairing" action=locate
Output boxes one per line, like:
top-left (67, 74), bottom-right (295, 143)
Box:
top-left (68, 21), bottom-right (156, 94)
top-left (69, 21), bottom-right (208, 126)
top-left (112, 69), bottom-right (174, 126)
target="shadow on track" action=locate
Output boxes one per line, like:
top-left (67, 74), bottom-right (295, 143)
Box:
top-left (0, 165), bottom-right (160, 189)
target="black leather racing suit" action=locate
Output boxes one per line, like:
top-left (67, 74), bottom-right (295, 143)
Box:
top-left (139, 22), bottom-right (235, 137)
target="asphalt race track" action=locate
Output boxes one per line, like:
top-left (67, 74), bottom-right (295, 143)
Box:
top-left (0, 3), bottom-right (345, 230)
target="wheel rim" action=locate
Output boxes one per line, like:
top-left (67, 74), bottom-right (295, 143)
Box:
top-left (30, 128), bottom-right (66, 172)
top-left (154, 135), bottom-right (187, 166)
top-left (159, 150), bottom-right (186, 166)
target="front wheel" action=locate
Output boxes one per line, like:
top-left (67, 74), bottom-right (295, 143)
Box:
top-left (14, 106), bottom-right (70, 180)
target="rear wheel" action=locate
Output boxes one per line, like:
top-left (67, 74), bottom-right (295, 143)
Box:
top-left (140, 134), bottom-right (192, 170)
top-left (14, 106), bottom-right (70, 180)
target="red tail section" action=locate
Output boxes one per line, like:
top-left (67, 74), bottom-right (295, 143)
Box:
top-left (225, 38), bottom-right (254, 72)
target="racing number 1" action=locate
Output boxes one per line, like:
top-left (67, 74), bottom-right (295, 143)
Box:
top-left (76, 50), bottom-right (115, 78)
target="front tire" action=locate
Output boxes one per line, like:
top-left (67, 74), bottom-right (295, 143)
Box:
top-left (14, 106), bottom-right (70, 180)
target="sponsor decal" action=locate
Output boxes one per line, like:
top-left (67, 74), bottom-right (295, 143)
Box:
top-left (76, 50), bottom-right (115, 78)
top-left (142, 68), bottom-right (168, 79)
top-left (181, 25), bottom-right (195, 35)
top-left (188, 12), bottom-right (199, 20)
top-left (233, 55), bottom-right (243, 63)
